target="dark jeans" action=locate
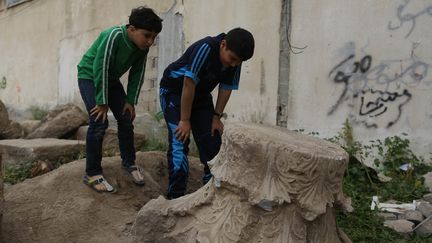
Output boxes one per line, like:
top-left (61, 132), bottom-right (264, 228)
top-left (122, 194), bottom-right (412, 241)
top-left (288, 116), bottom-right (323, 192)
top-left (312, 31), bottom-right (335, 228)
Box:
top-left (160, 88), bottom-right (222, 199)
top-left (78, 79), bottom-right (136, 176)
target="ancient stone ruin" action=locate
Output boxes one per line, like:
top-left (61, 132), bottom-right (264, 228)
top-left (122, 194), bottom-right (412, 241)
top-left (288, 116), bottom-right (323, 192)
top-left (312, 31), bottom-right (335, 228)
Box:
top-left (133, 123), bottom-right (351, 242)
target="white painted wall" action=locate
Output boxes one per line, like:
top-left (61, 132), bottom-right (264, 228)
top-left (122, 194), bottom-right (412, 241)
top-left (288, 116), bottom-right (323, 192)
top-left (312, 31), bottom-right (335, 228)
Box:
top-left (182, 0), bottom-right (281, 125)
top-left (0, 0), bottom-right (173, 114)
top-left (0, 0), bottom-right (281, 125)
top-left (288, 0), bottom-right (432, 161)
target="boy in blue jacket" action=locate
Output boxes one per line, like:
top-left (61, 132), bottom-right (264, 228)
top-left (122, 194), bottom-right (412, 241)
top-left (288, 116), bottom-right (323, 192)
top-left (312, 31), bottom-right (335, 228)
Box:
top-left (160, 28), bottom-right (255, 199)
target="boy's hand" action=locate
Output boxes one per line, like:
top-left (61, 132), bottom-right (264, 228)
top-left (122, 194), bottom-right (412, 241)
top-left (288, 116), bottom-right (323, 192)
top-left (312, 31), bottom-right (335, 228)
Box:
top-left (122, 103), bottom-right (136, 121)
top-left (90, 104), bottom-right (109, 123)
top-left (211, 116), bottom-right (224, 136)
top-left (176, 120), bottom-right (191, 143)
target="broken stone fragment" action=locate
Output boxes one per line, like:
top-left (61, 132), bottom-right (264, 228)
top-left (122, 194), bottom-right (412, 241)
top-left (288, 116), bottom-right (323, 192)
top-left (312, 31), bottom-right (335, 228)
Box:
top-left (30, 161), bottom-right (54, 178)
top-left (26, 104), bottom-right (87, 139)
top-left (18, 120), bottom-right (41, 135)
top-left (403, 210), bottom-right (424, 224)
top-left (0, 138), bottom-right (84, 166)
top-left (0, 121), bottom-right (25, 139)
top-left (377, 172), bottom-right (392, 182)
top-left (418, 202), bottom-right (432, 218)
top-left (378, 212), bottom-right (397, 220)
top-left (0, 99), bottom-right (9, 134)
top-left (415, 216), bottom-right (432, 237)
top-left (423, 172), bottom-right (432, 192)
top-left (383, 219), bottom-right (414, 233)
top-left (423, 193), bottom-right (432, 204)
top-left (132, 123), bottom-right (350, 242)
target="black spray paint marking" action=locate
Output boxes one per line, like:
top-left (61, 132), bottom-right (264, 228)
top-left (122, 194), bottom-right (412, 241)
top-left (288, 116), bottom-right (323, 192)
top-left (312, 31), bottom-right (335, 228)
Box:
top-left (388, 0), bottom-right (432, 38)
top-left (328, 54), bottom-right (428, 128)
top-left (355, 89), bottom-right (412, 128)
top-left (328, 55), bottom-right (372, 115)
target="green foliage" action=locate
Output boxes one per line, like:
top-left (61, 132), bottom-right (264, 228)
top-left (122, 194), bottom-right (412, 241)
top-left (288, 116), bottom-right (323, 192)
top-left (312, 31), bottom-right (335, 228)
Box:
top-left (28, 105), bottom-right (48, 120)
top-left (153, 111), bottom-right (164, 123)
top-left (4, 159), bottom-right (36, 185)
top-left (329, 119), bottom-right (432, 242)
top-left (141, 138), bottom-right (168, 152)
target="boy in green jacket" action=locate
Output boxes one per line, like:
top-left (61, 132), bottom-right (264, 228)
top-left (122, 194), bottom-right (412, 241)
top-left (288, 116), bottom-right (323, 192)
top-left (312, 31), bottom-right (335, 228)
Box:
top-left (77, 7), bottom-right (162, 193)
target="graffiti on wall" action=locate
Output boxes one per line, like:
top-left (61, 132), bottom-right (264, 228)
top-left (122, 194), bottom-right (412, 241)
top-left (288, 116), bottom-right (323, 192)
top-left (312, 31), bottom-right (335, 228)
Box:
top-left (328, 53), bottom-right (430, 128)
top-left (0, 77), bottom-right (6, 89)
top-left (388, 0), bottom-right (432, 38)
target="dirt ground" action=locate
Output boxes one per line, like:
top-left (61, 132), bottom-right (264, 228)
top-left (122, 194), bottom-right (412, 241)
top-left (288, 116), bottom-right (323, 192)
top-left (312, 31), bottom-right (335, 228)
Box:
top-left (2, 151), bottom-right (204, 243)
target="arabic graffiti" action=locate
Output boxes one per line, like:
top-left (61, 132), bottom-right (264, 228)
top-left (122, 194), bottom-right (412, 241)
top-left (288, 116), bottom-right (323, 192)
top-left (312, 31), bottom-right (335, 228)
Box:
top-left (328, 54), bottom-right (429, 128)
top-left (355, 89), bottom-right (411, 128)
top-left (388, 0), bottom-right (432, 38)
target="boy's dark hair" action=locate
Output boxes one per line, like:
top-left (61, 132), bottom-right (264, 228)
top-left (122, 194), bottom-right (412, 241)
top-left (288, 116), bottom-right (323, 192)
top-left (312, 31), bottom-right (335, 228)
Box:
top-left (129, 7), bottom-right (163, 33)
top-left (225, 28), bottom-right (255, 61)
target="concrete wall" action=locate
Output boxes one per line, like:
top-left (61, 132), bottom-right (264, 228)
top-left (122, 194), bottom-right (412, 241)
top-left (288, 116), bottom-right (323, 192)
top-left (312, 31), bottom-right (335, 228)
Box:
top-left (181, 0), bottom-right (281, 125)
top-left (288, 0), bottom-right (432, 160)
top-left (0, 0), bottom-right (281, 125)
top-left (0, 0), bottom-right (173, 115)
top-left (2, 0), bottom-right (429, 160)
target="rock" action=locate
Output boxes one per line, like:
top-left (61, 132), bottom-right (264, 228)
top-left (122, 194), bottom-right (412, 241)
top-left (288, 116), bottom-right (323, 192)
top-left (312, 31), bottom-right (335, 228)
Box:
top-left (378, 212), bottom-right (397, 220)
top-left (0, 138), bottom-right (85, 166)
top-left (30, 161), bottom-right (53, 177)
top-left (383, 219), bottom-right (414, 233)
top-left (0, 121), bottom-right (25, 139)
top-left (18, 120), bottom-right (41, 135)
top-left (424, 172), bottom-right (432, 192)
top-left (0, 99), bottom-right (10, 134)
top-left (418, 202), bottom-right (432, 218)
top-left (423, 193), bottom-right (432, 203)
top-left (415, 217), bottom-right (432, 237)
top-left (132, 123), bottom-right (350, 242)
top-left (403, 210), bottom-right (424, 224)
top-left (112, 112), bottom-right (167, 141)
top-left (3, 151), bottom-right (204, 243)
top-left (378, 172), bottom-right (392, 182)
top-left (75, 125), bottom-right (146, 154)
top-left (26, 104), bottom-right (87, 139)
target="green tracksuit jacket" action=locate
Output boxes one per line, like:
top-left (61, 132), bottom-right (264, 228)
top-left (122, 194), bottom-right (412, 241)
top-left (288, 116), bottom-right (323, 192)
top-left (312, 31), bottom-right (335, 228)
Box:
top-left (77, 25), bottom-right (148, 105)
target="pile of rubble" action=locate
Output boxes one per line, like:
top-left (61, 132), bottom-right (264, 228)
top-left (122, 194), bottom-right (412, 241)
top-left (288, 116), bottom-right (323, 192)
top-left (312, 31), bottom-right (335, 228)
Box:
top-left (0, 99), bottom-right (147, 178)
top-left (375, 174), bottom-right (432, 236)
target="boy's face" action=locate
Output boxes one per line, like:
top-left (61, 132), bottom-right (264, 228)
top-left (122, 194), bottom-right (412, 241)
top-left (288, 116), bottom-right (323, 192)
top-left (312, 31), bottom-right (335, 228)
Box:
top-left (127, 25), bottom-right (158, 50)
top-left (219, 40), bottom-right (242, 68)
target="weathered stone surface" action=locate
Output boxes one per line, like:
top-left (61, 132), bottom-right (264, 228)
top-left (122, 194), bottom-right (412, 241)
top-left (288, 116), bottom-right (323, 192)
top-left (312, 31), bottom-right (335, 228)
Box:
top-left (75, 125), bottom-right (146, 154)
top-left (415, 217), bottom-right (432, 236)
top-left (3, 152), bottom-right (203, 243)
top-left (30, 161), bottom-right (54, 178)
top-left (379, 212), bottom-right (397, 220)
top-left (0, 99), bottom-right (9, 134)
top-left (132, 123), bottom-right (350, 243)
top-left (383, 220), bottom-right (414, 233)
top-left (403, 210), bottom-right (424, 224)
top-left (424, 172), bottom-right (432, 192)
top-left (0, 121), bottom-right (25, 139)
top-left (0, 139), bottom-right (85, 166)
top-left (18, 119), bottom-right (41, 135)
top-left (418, 202), bottom-right (432, 218)
top-left (27, 104), bottom-right (87, 139)
top-left (423, 193), bottom-right (432, 204)
top-left (126, 113), bottom-right (167, 141)
top-left (378, 172), bottom-right (392, 182)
